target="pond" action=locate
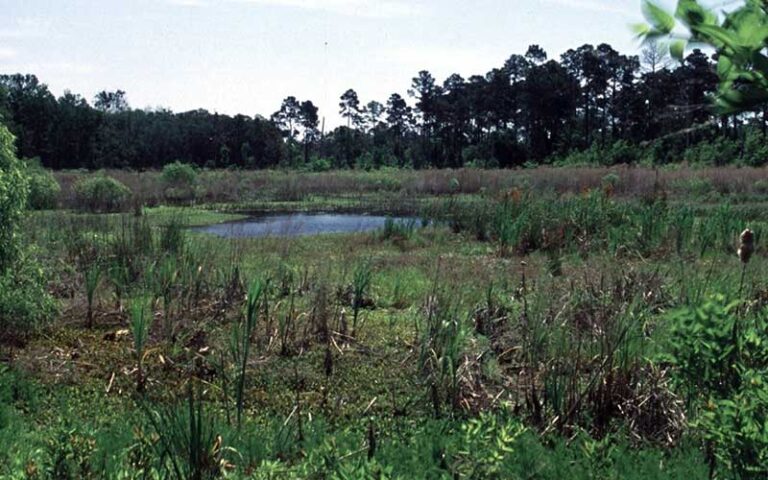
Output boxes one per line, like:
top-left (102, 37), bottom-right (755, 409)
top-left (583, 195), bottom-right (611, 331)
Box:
top-left (191, 212), bottom-right (422, 238)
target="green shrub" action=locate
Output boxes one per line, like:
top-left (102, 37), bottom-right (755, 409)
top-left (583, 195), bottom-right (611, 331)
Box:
top-left (671, 176), bottom-right (714, 198)
top-left (25, 160), bottom-right (60, 210)
top-left (742, 129), bottom-right (768, 167)
top-left (0, 248), bottom-right (56, 336)
top-left (602, 140), bottom-right (641, 165)
top-left (754, 179), bottom-right (768, 195)
top-left (683, 137), bottom-right (740, 166)
top-left (601, 172), bottom-right (620, 190)
top-left (74, 174), bottom-right (131, 213)
top-left (161, 161), bottom-right (197, 185)
top-left (552, 141), bottom-right (641, 166)
top-left (306, 156), bottom-right (332, 172)
top-left (666, 296), bottom-right (768, 477)
top-left (0, 124), bottom-right (28, 272)
top-left (0, 125), bottom-right (55, 335)
top-left (161, 161), bottom-right (197, 203)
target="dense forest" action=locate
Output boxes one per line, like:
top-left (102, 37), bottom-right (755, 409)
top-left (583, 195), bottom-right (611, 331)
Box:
top-left (1, 41), bottom-right (763, 170)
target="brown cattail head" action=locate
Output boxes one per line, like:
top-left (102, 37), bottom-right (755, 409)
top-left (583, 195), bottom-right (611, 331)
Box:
top-left (739, 228), bottom-right (755, 264)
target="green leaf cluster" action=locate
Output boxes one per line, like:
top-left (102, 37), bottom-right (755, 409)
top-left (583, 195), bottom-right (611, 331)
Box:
top-left (641, 0), bottom-right (768, 112)
top-left (666, 296), bottom-right (768, 477)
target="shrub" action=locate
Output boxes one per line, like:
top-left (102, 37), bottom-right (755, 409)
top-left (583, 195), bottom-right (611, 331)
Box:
top-left (307, 156), bottom-right (332, 172)
top-left (0, 249), bottom-right (57, 335)
top-left (161, 161), bottom-right (197, 186)
top-left (73, 174), bottom-right (131, 213)
top-left (0, 125), bottom-right (56, 335)
top-left (671, 176), bottom-right (714, 198)
top-left (754, 179), bottom-right (768, 195)
top-left (0, 124), bottom-right (28, 272)
top-left (161, 161), bottom-right (197, 203)
top-left (601, 172), bottom-right (620, 189)
top-left (742, 129), bottom-right (768, 167)
top-left (602, 140), bottom-right (641, 165)
top-left (25, 160), bottom-right (60, 210)
top-left (666, 296), bottom-right (768, 477)
top-left (683, 137), bottom-right (740, 166)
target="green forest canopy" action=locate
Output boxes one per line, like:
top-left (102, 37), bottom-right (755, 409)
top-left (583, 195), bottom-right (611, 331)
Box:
top-left (0, 33), bottom-right (761, 170)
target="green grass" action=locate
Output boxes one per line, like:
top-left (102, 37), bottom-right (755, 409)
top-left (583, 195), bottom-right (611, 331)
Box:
top-left (6, 186), bottom-right (768, 478)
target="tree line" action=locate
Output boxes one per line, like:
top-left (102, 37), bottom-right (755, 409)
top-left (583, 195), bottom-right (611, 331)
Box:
top-left (2, 41), bottom-right (762, 170)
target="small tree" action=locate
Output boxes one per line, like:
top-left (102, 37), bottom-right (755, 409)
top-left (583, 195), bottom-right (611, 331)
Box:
top-left (0, 122), bottom-right (55, 334)
top-left (0, 124), bottom-right (29, 273)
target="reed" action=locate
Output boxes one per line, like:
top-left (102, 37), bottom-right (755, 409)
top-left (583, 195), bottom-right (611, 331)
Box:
top-left (84, 263), bottom-right (102, 329)
top-left (129, 294), bottom-right (153, 392)
top-left (230, 277), bottom-right (266, 429)
top-left (351, 260), bottom-right (373, 337)
top-left (144, 386), bottom-right (222, 479)
top-left (156, 258), bottom-right (179, 342)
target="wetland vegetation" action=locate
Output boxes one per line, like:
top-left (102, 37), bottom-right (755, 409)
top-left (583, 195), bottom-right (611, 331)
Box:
top-left (5, 159), bottom-right (768, 478)
top-left (5, 0), bottom-right (768, 477)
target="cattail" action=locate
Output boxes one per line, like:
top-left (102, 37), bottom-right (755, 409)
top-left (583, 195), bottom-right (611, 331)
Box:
top-left (738, 229), bottom-right (754, 264)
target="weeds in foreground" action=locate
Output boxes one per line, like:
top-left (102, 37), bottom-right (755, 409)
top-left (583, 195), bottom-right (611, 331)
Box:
top-left (144, 386), bottom-right (223, 480)
top-left (84, 263), bottom-right (101, 329)
top-left (417, 293), bottom-right (475, 417)
top-left (156, 257), bottom-right (179, 342)
top-left (351, 260), bottom-right (373, 337)
top-left (129, 295), bottom-right (153, 392)
top-left (107, 260), bottom-right (129, 311)
top-left (229, 278), bottom-right (266, 429)
top-left (15, 191), bottom-right (768, 478)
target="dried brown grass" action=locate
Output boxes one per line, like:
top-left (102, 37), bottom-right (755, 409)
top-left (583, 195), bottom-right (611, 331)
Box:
top-left (51, 165), bottom-right (768, 210)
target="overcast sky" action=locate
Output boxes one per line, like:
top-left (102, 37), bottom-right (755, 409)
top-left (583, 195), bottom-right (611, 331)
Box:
top-left (1, 0), bottom-right (672, 126)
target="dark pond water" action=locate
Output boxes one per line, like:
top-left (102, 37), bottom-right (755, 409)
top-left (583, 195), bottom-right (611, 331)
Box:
top-left (191, 213), bottom-right (422, 238)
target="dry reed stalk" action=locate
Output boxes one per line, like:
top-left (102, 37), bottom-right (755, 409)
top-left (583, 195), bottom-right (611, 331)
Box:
top-left (738, 229), bottom-right (754, 265)
top-left (738, 228), bottom-right (754, 298)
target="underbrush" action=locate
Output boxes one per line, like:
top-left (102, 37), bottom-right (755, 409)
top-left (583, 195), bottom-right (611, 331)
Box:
top-left (7, 183), bottom-right (768, 477)
top-left (0, 374), bottom-right (709, 479)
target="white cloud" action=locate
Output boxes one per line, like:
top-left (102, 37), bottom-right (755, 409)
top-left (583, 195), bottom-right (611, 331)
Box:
top-left (539, 0), bottom-right (635, 17)
top-left (0, 17), bottom-right (53, 38)
top-left (380, 46), bottom-right (503, 76)
top-left (0, 47), bottom-right (17, 60)
top-left (167, 0), bottom-right (209, 6)
top-left (233, 0), bottom-right (424, 18)
top-left (0, 61), bottom-right (97, 76)
top-left (165, 0), bottom-right (424, 18)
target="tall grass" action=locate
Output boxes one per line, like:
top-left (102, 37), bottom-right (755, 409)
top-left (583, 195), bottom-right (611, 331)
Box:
top-left (52, 166), bottom-right (768, 208)
top-left (144, 386), bottom-right (222, 480)
top-left (129, 295), bottom-right (153, 392)
top-left (440, 191), bottom-right (764, 261)
top-left (156, 258), bottom-right (178, 342)
top-left (351, 261), bottom-right (373, 337)
top-left (417, 292), bottom-right (474, 417)
top-left (230, 278), bottom-right (266, 429)
top-left (84, 263), bottom-right (102, 329)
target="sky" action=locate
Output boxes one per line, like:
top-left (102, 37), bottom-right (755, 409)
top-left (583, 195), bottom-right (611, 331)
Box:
top-left (0, 0), bottom-right (673, 127)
